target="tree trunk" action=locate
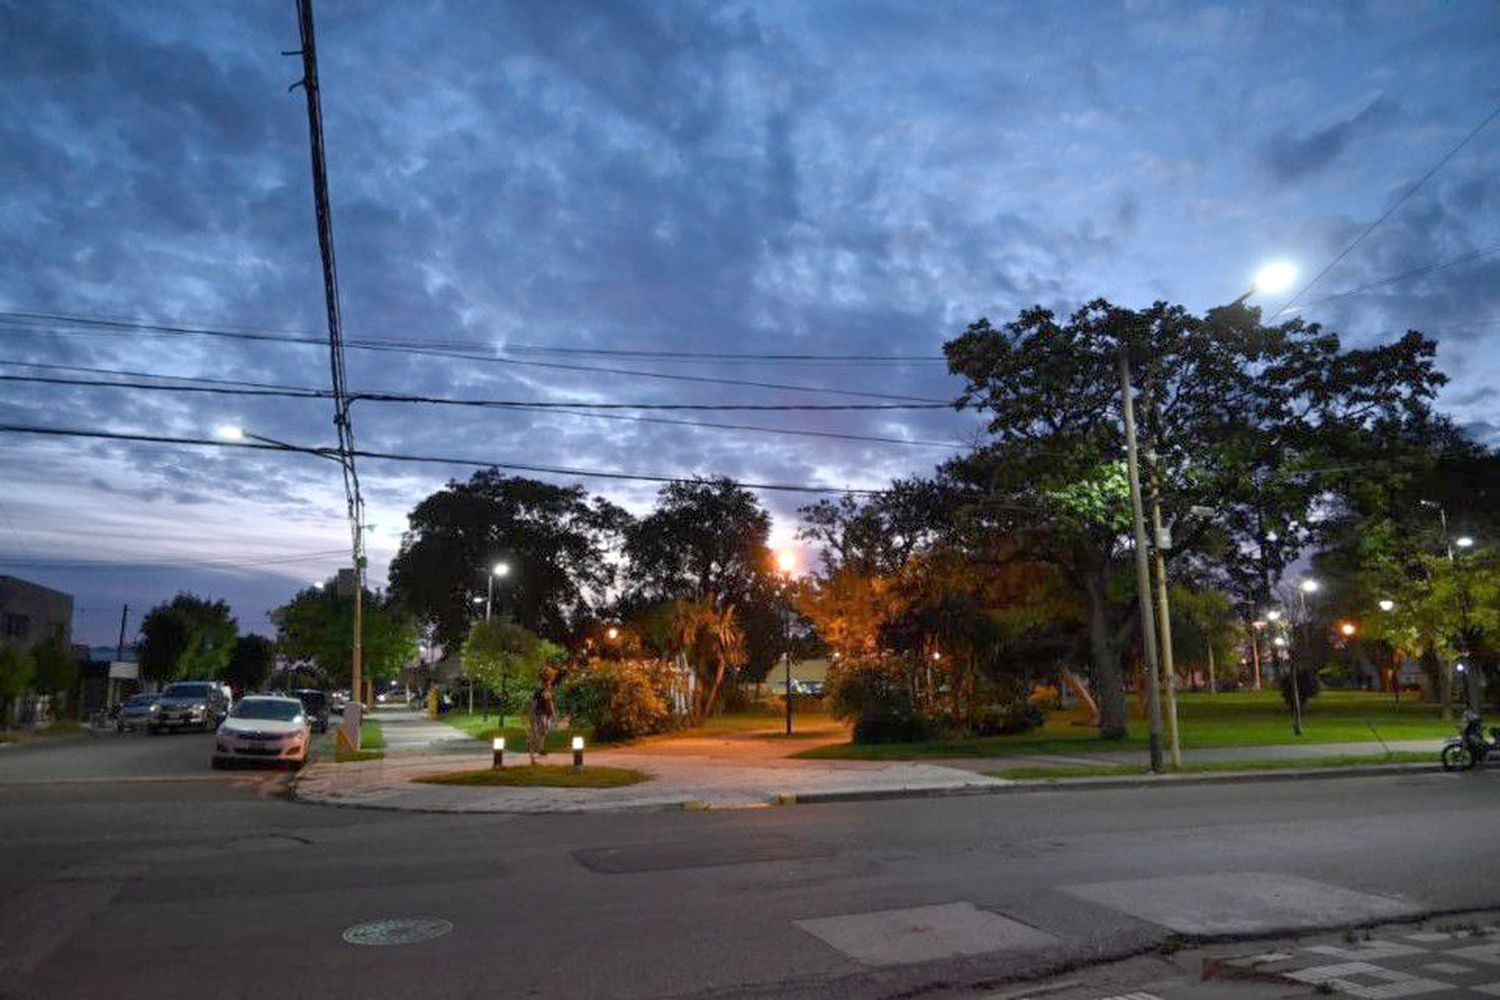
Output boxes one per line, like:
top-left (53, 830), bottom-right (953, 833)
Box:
top-left (1084, 573), bottom-right (1127, 739)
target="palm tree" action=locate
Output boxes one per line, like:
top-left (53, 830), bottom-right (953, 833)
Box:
top-left (669, 595), bottom-right (747, 721)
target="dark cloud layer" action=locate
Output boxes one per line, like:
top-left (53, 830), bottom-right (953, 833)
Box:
top-left (1, 0), bottom-right (1497, 641)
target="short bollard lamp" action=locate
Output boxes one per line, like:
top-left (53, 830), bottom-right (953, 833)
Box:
top-left (572, 735), bottom-right (585, 770)
top-left (492, 736), bottom-right (505, 769)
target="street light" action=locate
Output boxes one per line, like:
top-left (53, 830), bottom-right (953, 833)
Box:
top-left (1339, 622), bottom-right (1356, 637)
top-left (1378, 599), bottom-right (1395, 612)
top-left (485, 561), bottom-right (511, 621)
top-left (1456, 536), bottom-right (1475, 549)
top-left (1266, 609), bottom-right (1282, 622)
top-left (775, 548), bottom-right (797, 736)
top-left (1299, 579), bottom-right (1320, 595)
top-left (606, 626), bottom-right (619, 641)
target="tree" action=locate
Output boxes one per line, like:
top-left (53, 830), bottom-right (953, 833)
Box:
top-left (0, 645), bottom-right (35, 727)
top-left (274, 585), bottom-right (420, 696)
top-left (943, 300), bottom-right (1444, 738)
top-left (30, 637), bottom-right (78, 701)
top-left (624, 478), bottom-right (772, 606)
top-left (668, 595), bottom-right (747, 720)
top-left (225, 634), bottom-right (276, 695)
top-left (389, 472), bottom-right (629, 650)
top-left (137, 594), bottom-right (238, 683)
top-left (799, 479), bottom-right (947, 576)
top-left (460, 619), bottom-right (560, 714)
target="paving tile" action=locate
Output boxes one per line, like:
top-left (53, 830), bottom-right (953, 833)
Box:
top-left (1420, 961), bottom-right (1473, 975)
top-left (1285, 961), bottom-right (1451, 999)
top-left (1307, 941), bottom-right (1427, 960)
top-left (1448, 942), bottom-right (1500, 966)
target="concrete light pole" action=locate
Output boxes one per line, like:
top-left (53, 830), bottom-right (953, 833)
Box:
top-left (776, 548), bottom-right (797, 736)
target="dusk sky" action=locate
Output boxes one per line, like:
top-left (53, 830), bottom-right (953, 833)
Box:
top-left (2, 1), bottom-right (1497, 644)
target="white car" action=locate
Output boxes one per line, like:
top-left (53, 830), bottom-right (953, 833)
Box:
top-left (212, 696), bottom-right (312, 769)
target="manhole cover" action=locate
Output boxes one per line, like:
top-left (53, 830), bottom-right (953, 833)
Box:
top-left (342, 918), bottom-right (453, 946)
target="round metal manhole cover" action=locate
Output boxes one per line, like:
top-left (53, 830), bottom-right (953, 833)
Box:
top-left (342, 918), bottom-right (453, 946)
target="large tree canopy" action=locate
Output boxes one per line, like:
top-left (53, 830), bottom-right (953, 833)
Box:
top-left (389, 471), bottom-right (630, 649)
top-left (274, 585), bottom-right (420, 690)
top-left (623, 477), bottom-right (772, 606)
top-left (137, 594), bottom-right (238, 683)
top-left (941, 299), bottom-right (1444, 738)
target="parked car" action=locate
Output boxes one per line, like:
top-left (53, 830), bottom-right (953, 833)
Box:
top-left (212, 695), bottom-right (312, 769)
top-left (150, 680), bottom-right (230, 733)
top-left (329, 690), bottom-right (349, 714)
top-left (116, 693), bottom-right (161, 733)
top-left (292, 689), bottom-right (331, 733)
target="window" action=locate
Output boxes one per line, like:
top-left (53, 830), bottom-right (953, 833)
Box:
top-left (2, 613), bottom-right (29, 640)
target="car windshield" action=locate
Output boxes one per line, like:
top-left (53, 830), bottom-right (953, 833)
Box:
top-left (230, 699), bottom-right (303, 722)
top-left (162, 683), bottom-right (213, 699)
top-left (125, 694), bottom-right (156, 706)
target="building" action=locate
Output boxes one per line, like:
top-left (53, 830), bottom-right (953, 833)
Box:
top-left (0, 575), bottom-right (72, 651)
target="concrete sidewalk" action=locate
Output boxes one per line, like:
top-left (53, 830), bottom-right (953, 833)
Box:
top-left (364, 706), bottom-right (472, 753)
top-left (294, 746), bottom-right (1012, 813)
top-left (935, 737), bottom-right (1446, 773)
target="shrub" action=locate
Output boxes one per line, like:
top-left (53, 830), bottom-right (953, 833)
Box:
top-left (966, 701), bottom-right (1044, 737)
top-left (1279, 667), bottom-right (1321, 708)
top-left (558, 659), bottom-right (672, 742)
top-left (827, 656), bottom-right (929, 744)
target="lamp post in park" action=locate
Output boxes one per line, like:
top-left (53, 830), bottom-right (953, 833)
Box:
top-left (775, 548), bottom-right (797, 736)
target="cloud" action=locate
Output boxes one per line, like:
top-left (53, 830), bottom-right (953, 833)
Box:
top-left (1261, 93), bottom-right (1402, 182)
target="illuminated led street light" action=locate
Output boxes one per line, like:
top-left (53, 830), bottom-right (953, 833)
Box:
top-left (215, 424), bottom-right (246, 441)
top-left (492, 561), bottom-right (510, 577)
top-left (1457, 536), bottom-right (1475, 549)
top-left (1300, 579), bottom-right (1320, 594)
top-left (1379, 599), bottom-right (1395, 612)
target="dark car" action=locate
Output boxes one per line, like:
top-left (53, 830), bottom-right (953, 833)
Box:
top-left (151, 681), bottom-right (231, 733)
top-left (292, 689), bottom-right (331, 733)
top-left (116, 693), bottom-right (161, 733)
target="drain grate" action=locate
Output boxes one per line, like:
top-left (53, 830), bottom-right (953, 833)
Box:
top-left (342, 917), bottom-right (453, 946)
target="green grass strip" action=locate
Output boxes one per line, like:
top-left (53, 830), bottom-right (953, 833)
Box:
top-left (989, 750), bottom-right (1434, 781)
top-left (414, 764), bottom-right (649, 788)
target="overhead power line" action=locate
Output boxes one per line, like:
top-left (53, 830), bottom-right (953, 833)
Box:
top-left (0, 310), bottom-right (950, 404)
top-left (0, 423), bottom-right (889, 495)
top-left (0, 358), bottom-right (953, 411)
top-left (1274, 98), bottom-right (1500, 317)
top-left (0, 369), bottom-right (966, 449)
top-left (503, 344), bottom-right (947, 364)
top-left (0, 548), bottom-right (350, 571)
top-left (1293, 243), bottom-right (1500, 310)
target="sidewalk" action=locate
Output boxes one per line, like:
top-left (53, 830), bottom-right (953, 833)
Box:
top-left (294, 745), bottom-right (1011, 813)
top-left (936, 738), bottom-right (1446, 774)
top-left (294, 716), bottom-right (1448, 815)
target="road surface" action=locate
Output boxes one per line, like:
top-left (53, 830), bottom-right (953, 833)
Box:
top-left (1, 728), bottom-right (1497, 999)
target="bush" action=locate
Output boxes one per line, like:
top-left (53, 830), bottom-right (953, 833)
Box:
top-left (558, 659), bottom-right (672, 742)
top-left (827, 656), bottom-right (929, 744)
top-left (966, 701), bottom-right (1044, 737)
top-left (1279, 667), bottom-right (1321, 708)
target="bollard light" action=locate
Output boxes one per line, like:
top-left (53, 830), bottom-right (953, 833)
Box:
top-left (572, 735), bottom-right (584, 770)
top-left (492, 736), bottom-right (505, 769)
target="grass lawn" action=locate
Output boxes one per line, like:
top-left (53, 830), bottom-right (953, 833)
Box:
top-left (439, 712), bottom-right (588, 751)
top-left (413, 764), bottom-right (648, 788)
top-left (989, 749), bottom-right (1435, 781)
top-left (317, 718), bottom-right (385, 762)
top-left (796, 690), bottom-right (1458, 760)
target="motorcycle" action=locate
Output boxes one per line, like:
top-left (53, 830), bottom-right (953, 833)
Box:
top-left (1441, 709), bottom-right (1500, 771)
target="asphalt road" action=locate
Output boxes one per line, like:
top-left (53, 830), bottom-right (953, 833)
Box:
top-left (1, 734), bottom-right (1498, 1000)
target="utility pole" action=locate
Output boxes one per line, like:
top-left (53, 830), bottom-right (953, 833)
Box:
top-left (292, 0), bottom-right (365, 744)
top-left (115, 604), bottom-right (129, 662)
top-left (1149, 492), bottom-right (1182, 768)
top-left (1119, 348), bottom-right (1165, 773)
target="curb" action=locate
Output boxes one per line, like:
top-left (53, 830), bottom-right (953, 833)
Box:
top-left (789, 761), bottom-right (1441, 805)
top-left (287, 760), bottom-right (1447, 815)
